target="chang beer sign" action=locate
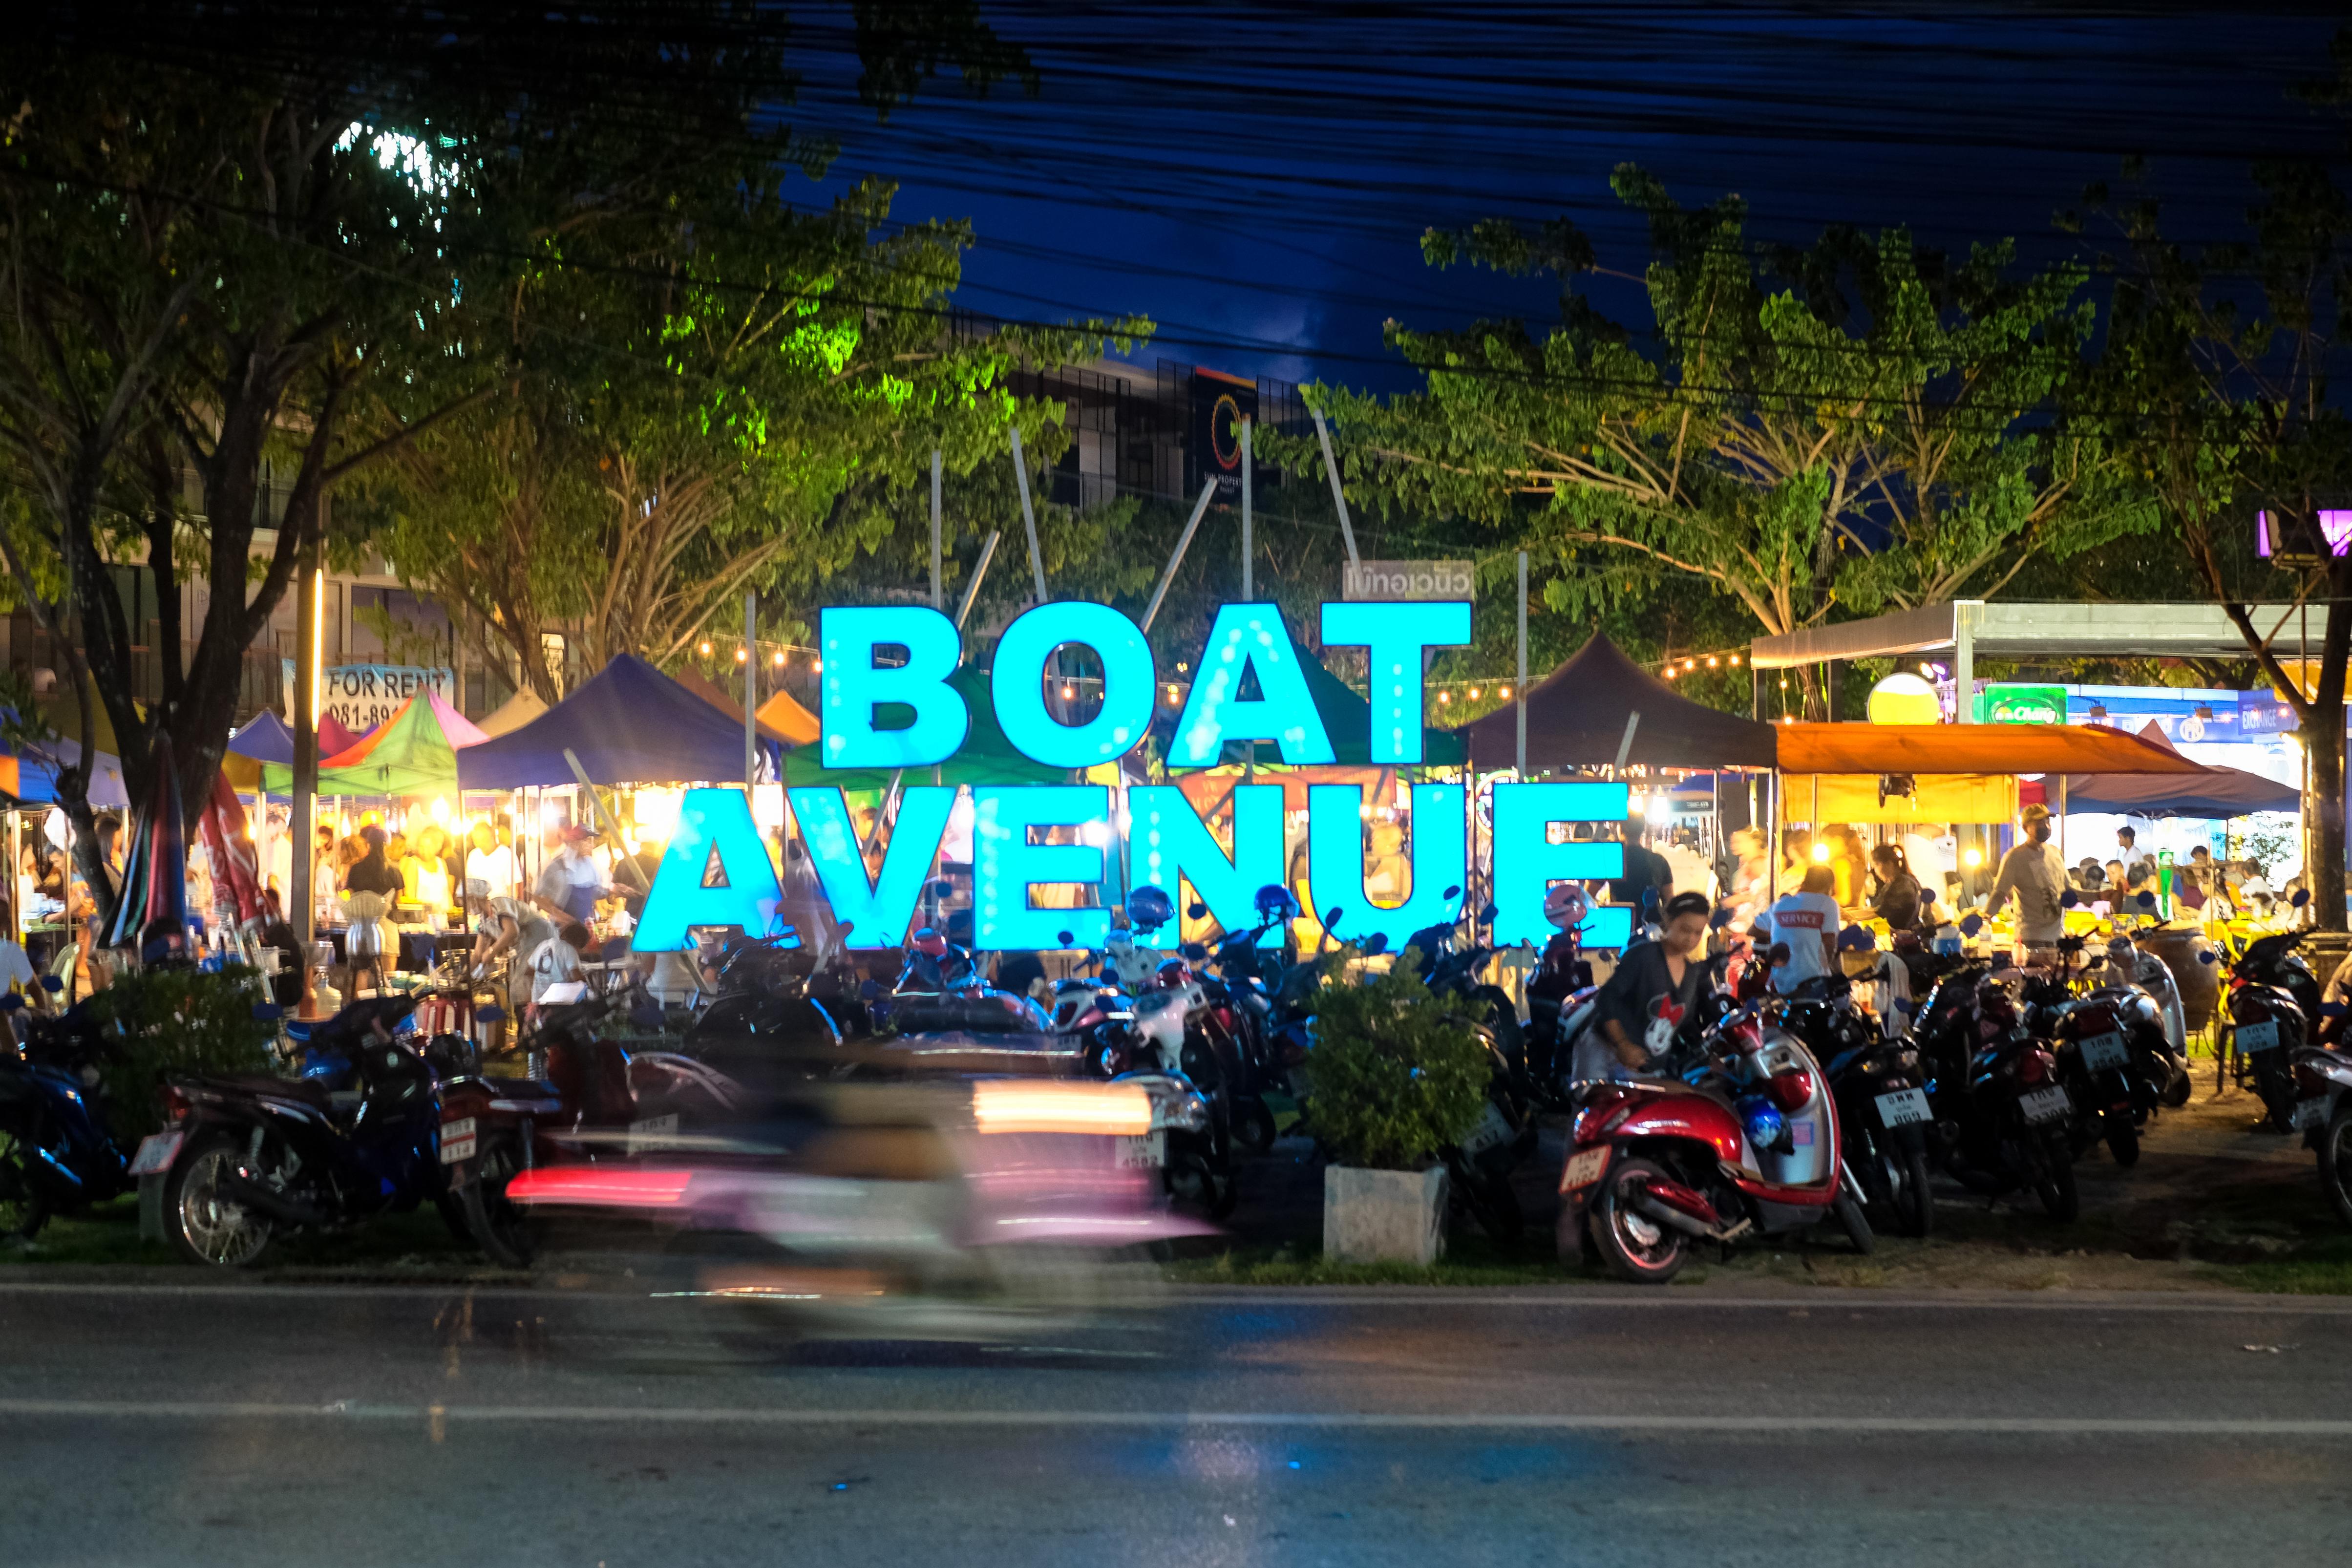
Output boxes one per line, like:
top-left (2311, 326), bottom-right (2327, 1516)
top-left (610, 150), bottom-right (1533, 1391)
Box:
top-left (636, 598), bottom-right (1635, 954)
top-left (1974, 683), bottom-right (2067, 725)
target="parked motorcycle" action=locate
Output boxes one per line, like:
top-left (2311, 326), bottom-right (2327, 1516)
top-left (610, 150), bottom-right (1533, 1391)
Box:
top-left (2290, 1025), bottom-right (2352, 1226)
top-left (0, 980), bottom-right (135, 1241)
top-left (2225, 919), bottom-right (2321, 1131)
top-left (2025, 932), bottom-right (2153, 1169)
top-left (146, 990), bottom-right (466, 1267)
top-left (1774, 969), bottom-right (1936, 1239)
top-left (1910, 948), bottom-right (2081, 1221)
top-left (1558, 993), bottom-right (1872, 1283)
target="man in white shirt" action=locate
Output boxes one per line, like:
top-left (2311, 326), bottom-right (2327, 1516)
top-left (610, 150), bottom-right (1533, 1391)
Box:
top-left (465, 819), bottom-right (517, 900)
top-left (526, 920), bottom-right (592, 1005)
top-left (1989, 803), bottom-right (2068, 954)
top-left (1661, 831), bottom-right (1716, 902)
top-left (1765, 866), bottom-right (1841, 995)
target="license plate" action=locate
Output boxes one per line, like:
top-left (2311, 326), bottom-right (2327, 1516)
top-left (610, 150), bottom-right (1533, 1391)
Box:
top-left (2079, 1031), bottom-right (2129, 1073)
top-left (1462, 1101), bottom-right (1514, 1156)
top-left (2296, 1097), bottom-right (2331, 1132)
top-left (1875, 1087), bottom-right (1931, 1128)
top-left (127, 1129), bottom-right (183, 1177)
top-left (439, 1117), bottom-right (477, 1165)
top-left (627, 1112), bottom-right (680, 1155)
top-left (2019, 1085), bottom-right (2072, 1126)
top-left (1561, 1144), bottom-right (1610, 1192)
top-left (2237, 1018), bottom-right (2281, 1053)
top-left (1115, 1131), bottom-right (1165, 1168)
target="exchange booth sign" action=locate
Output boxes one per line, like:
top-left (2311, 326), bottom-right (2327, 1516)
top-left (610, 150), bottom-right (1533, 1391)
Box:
top-left (635, 599), bottom-right (1633, 954)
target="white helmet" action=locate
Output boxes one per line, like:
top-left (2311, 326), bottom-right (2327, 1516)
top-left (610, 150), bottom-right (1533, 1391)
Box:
top-left (1544, 883), bottom-right (1590, 932)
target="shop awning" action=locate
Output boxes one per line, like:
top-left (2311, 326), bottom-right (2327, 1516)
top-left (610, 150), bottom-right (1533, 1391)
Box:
top-left (459, 654), bottom-right (783, 789)
top-left (264, 691), bottom-right (486, 798)
top-left (2053, 721), bottom-right (2300, 817)
top-left (1459, 633), bottom-right (1779, 770)
top-left (476, 687), bottom-right (547, 738)
top-left (1774, 723), bottom-right (2210, 776)
top-left (221, 711), bottom-right (295, 791)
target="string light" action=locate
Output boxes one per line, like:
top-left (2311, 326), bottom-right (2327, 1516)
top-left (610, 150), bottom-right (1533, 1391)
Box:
top-left (1499, 685), bottom-right (1512, 699)
top-left (734, 647), bottom-right (747, 663)
top-left (698, 640), bottom-right (712, 657)
top-left (1438, 690), bottom-right (1453, 704)
top-left (1707, 656), bottom-right (1718, 668)
top-left (771, 650), bottom-right (785, 667)
top-left (1468, 685), bottom-right (1482, 699)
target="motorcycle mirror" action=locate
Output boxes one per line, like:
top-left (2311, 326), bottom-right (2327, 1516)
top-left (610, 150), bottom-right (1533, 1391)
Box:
top-left (1362, 932), bottom-right (1389, 955)
top-left (2293, 888), bottom-right (2312, 908)
top-left (1181, 941), bottom-right (1208, 961)
top-left (2324, 1002), bottom-right (2350, 1019)
top-left (1187, 901), bottom-right (1207, 921)
top-left (0, 994), bottom-right (20, 1013)
top-left (1710, 908), bottom-right (1733, 930)
top-left (930, 878), bottom-right (955, 898)
top-left (1478, 901), bottom-right (1497, 923)
top-left (1960, 914), bottom-right (1985, 936)
top-left (860, 979), bottom-right (883, 1000)
top-left (1443, 885), bottom-right (1462, 902)
top-left (251, 1003), bottom-right (284, 1022)
top-left (2061, 890), bottom-right (2079, 909)
top-left (40, 974), bottom-right (63, 993)
top-left (1323, 906), bottom-right (1345, 931)
top-left (2197, 949), bottom-right (2217, 964)
top-left (1057, 930), bottom-right (1074, 947)
top-left (475, 1004), bottom-right (506, 1024)
top-left (2136, 891), bottom-right (2156, 909)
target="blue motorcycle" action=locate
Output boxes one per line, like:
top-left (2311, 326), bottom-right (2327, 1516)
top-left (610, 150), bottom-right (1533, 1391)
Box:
top-left (0, 978), bottom-right (136, 1242)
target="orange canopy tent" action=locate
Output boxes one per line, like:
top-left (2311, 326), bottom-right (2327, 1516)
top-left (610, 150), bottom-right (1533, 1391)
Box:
top-left (755, 688), bottom-right (820, 746)
top-left (672, 667), bottom-right (801, 748)
top-left (1774, 723), bottom-right (2210, 777)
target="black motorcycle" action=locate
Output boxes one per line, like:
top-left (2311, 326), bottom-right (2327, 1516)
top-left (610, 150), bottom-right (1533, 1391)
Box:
top-left (2024, 933), bottom-right (2153, 1168)
top-left (154, 991), bottom-right (466, 1267)
top-left (0, 982), bottom-right (137, 1242)
top-left (1911, 951), bottom-right (2081, 1221)
top-left (1775, 969), bottom-right (1936, 1239)
top-left (2226, 920), bottom-right (2322, 1131)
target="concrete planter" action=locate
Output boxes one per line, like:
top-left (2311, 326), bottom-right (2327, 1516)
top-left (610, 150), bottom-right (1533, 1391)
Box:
top-left (1323, 1164), bottom-right (1448, 1266)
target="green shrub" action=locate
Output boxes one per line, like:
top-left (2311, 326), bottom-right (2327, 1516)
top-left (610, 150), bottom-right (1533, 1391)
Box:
top-left (1302, 947), bottom-right (1491, 1170)
top-left (83, 967), bottom-right (277, 1142)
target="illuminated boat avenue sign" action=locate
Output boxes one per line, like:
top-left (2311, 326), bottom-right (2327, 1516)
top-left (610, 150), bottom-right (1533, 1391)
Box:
top-left (636, 599), bottom-right (1633, 953)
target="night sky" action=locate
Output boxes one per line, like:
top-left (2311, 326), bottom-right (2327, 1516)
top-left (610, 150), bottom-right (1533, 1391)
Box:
top-left (787, 2), bottom-right (2348, 391)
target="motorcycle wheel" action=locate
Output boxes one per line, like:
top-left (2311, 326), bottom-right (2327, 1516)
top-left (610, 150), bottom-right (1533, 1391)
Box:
top-left (1233, 1098), bottom-right (1278, 1155)
top-left (165, 1132), bottom-right (274, 1268)
top-left (0, 1121), bottom-right (50, 1243)
top-left (462, 1144), bottom-right (539, 1269)
top-left (1588, 1157), bottom-right (1689, 1285)
top-left (2103, 1113), bottom-right (2141, 1169)
top-left (2318, 1104), bottom-right (2352, 1229)
top-left (1881, 1131), bottom-right (1934, 1240)
top-left (1167, 1151), bottom-right (1238, 1221)
top-left (2160, 1061), bottom-right (2192, 1109)
top-left (1832, 1185), bottom-right (1874, 1255)
top-left (2031, 1132), bottom-right (2080, 1223)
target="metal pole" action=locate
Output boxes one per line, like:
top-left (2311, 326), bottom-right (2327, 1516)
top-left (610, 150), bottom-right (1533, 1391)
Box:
top-left (1515, 551), bottom-right (1528, 776)
top-left (743, 591), bottom-right (757, 805)
top-left (1310, 408), bottom-right (1361, 569)
top-left (955, 531), bottom-right (1001, 631)
top-left (930, 448), bottom-right (944, 614)
top-left (1240, 417), bottom-right (1254, 600)
top-left (291, 544), bottom-right (321, 948)
top-left (1142, 479), bottom-right (1220, 634)
top-left (1009, 425), bottom-right (1047, 604)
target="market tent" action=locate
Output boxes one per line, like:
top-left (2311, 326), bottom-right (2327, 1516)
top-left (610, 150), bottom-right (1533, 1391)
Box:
top-left (265, 690), bottom-right (486, 797)
top-left (1460, 633), bottom-right (1779, 771)
top-left (476, 687), bottom-right (547, 738)
top-left (1776, 722), bottom-right (2210, 776)
top-left (782, 664), bottom-right (1061, 791)
top-left (0, 732), bottom-right (129, 808)
top-left (673, 667), bottom-right (800, 748)
top-left (757, 687), bottom-right (820, 746)
top-left (316, 711), bottom-right (362, 757)
top-left (221, 711), bottom-right (294, 791)
top-left (458, 653), bottom-right (779, 789)
top-left (2053, 721), bottom-right (2299, 817)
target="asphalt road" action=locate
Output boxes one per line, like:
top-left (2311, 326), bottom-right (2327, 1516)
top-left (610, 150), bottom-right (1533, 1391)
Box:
top-left (4, 1279), bottom-right (2351, 1567)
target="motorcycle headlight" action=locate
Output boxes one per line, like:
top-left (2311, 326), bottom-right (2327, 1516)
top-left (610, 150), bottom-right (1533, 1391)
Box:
top-left (1157, 1087), bottom-right (1211, 1135)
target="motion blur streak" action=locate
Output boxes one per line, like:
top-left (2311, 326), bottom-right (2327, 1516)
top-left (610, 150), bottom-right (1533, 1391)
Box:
top-left (504, 1167), bottom-right (694, 1207)
top-left (972, 1079), bottom-right (1153, 1136)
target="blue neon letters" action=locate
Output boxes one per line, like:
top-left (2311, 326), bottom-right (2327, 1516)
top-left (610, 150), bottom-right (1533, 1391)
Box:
top-left (632, 787), bottom-right (791, 951)
top-left (1126, 784), bottom-right (1286, 948)
top-left (1320, 600), bottom-right (1470, 764)
top-left (1305, 783), bottom-right (1467, 950)
top-left (972, 785), bottom-right (1112, 951)
top-left (820, 605), bottom-right (967, 768)
top-left (1489, 782), bottom-right (1633, 950)
top-left (789, 785), bottom-right (956, 950)
top-left (991, 602), bottom-right (1158, 767)
top-left (1168, 604), bottom-right (1335, 766)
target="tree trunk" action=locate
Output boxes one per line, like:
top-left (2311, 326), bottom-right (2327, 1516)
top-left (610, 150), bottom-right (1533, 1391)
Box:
top-left (2310, 583), bottom-right (2352, 933)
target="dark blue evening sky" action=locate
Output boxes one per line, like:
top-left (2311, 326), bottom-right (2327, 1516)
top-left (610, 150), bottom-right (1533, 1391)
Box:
top-left (787, 3), bottom-right (2346, 393)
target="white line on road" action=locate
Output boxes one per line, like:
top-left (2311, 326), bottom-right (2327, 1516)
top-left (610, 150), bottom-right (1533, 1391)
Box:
top-left (4, 1398), bottom-right (2350, 1437)
top-left (5, 1278), bottom-right (2352, 1315)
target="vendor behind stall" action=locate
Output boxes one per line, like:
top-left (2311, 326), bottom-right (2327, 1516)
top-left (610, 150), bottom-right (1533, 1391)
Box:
top-left (467, 878), bottom-right (556, 1010)
top-left (1988, 803), bottom-right (2067, 956)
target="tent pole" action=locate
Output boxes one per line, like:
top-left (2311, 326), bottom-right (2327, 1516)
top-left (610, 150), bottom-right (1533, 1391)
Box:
top-left (1010, 425), bottom-right (1047, 605)
top-left (1240, 417), bottom-right (1253, 602)
top-left (744, 591), bottom-right (757, 809)
top-left (1515, 551), bottom-right (1528, 777)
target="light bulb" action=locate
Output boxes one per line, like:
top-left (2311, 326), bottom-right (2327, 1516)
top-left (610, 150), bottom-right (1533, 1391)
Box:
top-left (1963, 848), bottom-right (1983, 869)
top-left (1811, 842), bottom-right (1831, 863)
top-left (699, 641), bottom-right (712, 657)
top-left (771, 651), bottom-right (785, 667)
top-left (1439, 691), bottom-right (1452, 704)
top-left (1468, 686), bottom-right (1482, 699)
top-left (734, 647), bottom-right (747, 663)
top-left (1500, 685), bottom-right (1512, 699)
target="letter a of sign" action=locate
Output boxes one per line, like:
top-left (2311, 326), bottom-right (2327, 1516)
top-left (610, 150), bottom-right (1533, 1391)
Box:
top-left (633, 787), bottom-right (789, 952)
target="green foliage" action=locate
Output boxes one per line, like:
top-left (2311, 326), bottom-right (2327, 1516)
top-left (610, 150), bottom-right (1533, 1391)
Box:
top-left (83, 967), bottom-right (275, 1143)
top-left (1302, 949), bottom-right (1490, 1171)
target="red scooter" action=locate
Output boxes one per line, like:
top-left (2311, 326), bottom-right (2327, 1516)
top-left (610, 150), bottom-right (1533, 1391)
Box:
top-left (1557, 996), bottom-right (1873, 1283)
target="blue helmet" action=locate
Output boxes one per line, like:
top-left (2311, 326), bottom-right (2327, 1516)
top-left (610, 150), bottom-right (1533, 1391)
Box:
top-left (1126, 885), bottom-right (1176, 931)
top-left (1254, 883), bottom-right (1300, 922)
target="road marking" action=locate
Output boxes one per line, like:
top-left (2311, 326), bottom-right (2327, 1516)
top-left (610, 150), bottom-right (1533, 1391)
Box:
top-left (5, 1278), bottom-right (2351, 1316)
top-left (2, 1398), bottom-right (2349, 1436)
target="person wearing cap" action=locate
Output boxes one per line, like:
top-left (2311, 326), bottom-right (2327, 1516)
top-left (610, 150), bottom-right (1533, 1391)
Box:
top-left (1988, 803), bottom-right (2068, 954)
top-left (534, 824), bottom-right (610, 927)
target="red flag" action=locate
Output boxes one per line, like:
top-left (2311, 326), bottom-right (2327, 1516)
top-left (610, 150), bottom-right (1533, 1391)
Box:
top-left (200, 766), bottom-right (266, 932)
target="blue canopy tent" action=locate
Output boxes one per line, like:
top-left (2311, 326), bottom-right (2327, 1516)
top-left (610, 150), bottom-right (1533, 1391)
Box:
top-left (221, 710), bottom-right (294, 793)
top-left (2055, 721), bottom-right (2299, 818)
top-left (0, 730), bottom-right (130, 809)
top-left (456, 653), bottom-right (786, 789)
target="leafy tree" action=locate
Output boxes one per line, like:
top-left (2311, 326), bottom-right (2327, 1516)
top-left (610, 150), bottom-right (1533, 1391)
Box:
top-left (0, 3), bottom-right (1033, 918)
top-left (2082, 29), bottom-right (2352, 925)
top-left (1268, 167), bottom-right (2149, 712)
